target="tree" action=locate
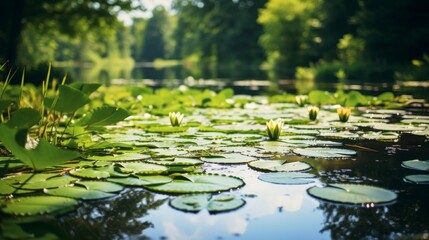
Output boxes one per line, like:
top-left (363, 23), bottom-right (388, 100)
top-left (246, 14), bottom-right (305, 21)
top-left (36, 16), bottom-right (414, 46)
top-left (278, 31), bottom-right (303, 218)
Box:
top-left (0, 0), bottom-right (140, 65)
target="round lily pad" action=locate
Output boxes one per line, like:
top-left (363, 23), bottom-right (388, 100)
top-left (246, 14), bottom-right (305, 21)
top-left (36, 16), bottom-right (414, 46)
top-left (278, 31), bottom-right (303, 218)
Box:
top-left (307, 184), bottom-right (397, 204)
top-left (86, 152), bottom-right (151, 162)
top-left (1, 196), bottom-right (78, 216)
top-left (258, 172), bottom-right (316, 184)
top-left (69, 169), bottom-right (110, 179)
top-left (293, 147), bottom-right (357, 158)
top-left (44, 186), bottom-right (115, 200)
top-left (118, 162), bottom-right (168, 175)
top-left (404, 175), bottom-right (429, 184)
top-left (401, 159), bottom-right (429, 171)
top-left (248, 160), bottom-right (311, 172)
top-left (147, 157), bottom-right (203, 166)
top-left (145, 174), bottom-right (245, 194)
top-left (372, 123), bottom-right (425, 132)
top-left (201, 153), bottom-right (257, 164)
top-left (170, 194), bottom-right (245, 213)
top-left (75, 181), bottom-right (124, 192)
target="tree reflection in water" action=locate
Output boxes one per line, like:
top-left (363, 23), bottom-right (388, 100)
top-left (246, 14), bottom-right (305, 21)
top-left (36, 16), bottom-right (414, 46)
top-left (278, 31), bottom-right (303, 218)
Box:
top-left (58, 189), bottom-right (167, 239)
top-left (317, 193), bottom-right (429, 240)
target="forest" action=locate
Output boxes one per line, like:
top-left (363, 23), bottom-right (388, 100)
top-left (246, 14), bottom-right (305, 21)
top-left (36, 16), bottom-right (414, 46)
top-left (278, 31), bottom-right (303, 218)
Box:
top-left (1, 0), bottom-right (429, 82)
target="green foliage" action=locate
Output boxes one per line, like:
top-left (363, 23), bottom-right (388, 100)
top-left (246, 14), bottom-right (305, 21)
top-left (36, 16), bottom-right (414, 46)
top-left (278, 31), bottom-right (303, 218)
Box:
top-left (0, 125), bottom-right (80, 171)
top-left (76, 106), bottom-right (130, 127)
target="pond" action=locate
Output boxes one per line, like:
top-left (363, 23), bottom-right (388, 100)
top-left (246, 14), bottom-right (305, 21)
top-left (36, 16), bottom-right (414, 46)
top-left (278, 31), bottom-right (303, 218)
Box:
top-left (0, 79), bottom-right (429, 239)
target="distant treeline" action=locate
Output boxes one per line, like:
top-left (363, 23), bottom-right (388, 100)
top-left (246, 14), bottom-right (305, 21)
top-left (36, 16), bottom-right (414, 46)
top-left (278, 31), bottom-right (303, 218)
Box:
top-left (1, 0), bottom-right (429, 81)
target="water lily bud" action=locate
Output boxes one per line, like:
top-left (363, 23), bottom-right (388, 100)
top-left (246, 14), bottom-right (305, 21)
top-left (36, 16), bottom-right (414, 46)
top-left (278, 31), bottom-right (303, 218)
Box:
top-left (307, 106), bottom-right (319, 121)
top-left (169, 112), bottom-right (184, 127)
top-left (266, 119), bottom-right (283, 141)
top-left (337, 107), bottom-right (351, 122)
top-left (295, 95), bottom-right (308, 107)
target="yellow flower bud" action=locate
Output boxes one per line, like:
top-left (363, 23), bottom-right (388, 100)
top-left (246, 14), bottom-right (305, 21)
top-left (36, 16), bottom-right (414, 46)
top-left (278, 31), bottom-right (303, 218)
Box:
top-left (266, 119), bottom-right (283, 140)
top-left (337, 107), bottom-right (351, 122)
top-left (169, 112), bottom-right (184, 126)
top-left (307, 106), bottom-right (319, 121)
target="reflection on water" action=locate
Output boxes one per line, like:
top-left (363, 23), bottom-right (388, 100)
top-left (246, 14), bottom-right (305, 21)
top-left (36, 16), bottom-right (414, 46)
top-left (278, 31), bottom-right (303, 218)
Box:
top-left (61, 64), bottom-right (429, 100)
top-left (58, 189), bottom-right (167, 239)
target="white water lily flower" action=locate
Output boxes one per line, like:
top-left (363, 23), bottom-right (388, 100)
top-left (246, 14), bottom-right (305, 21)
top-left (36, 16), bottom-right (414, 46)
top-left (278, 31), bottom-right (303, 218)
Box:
top-left (266, 119), bottom-right (283, 140)
top-left (295, 95), bottom-right (308, 107)
top-left (169, 112), bottom-right (184, 127)
top-left (307, 106), bottom-right (319, 121)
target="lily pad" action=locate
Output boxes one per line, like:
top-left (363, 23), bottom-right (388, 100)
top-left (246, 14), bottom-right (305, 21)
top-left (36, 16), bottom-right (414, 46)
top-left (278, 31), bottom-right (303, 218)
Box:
top-left (401, 160), bottom-right (429, 171)
top-left (69, 169), bottom-right (110, 179)
top-left (44, 186), bottom-right (115, 200)
top-left (75, 181), bottom-right (124, 192)
top-left (170, 194), bottom-right (245, 213)
top-left (404, 175), bottom-right (429, 184)
top-left (145, 174), bottom-right (244, 194)
top-left (1, 196), bottom-right (78, 216)
top-left (201, 153), bottom-right (257, 164)
top-left (372, 123), bottom-right (425, 132)
top-left (248, 160), bottom-right (311, 172)
top-left (258, 172), bottom-right (316, 185)
top-left (307, 184), bottom-right (397, 204)
top-left (294, 147), bottom-right (357, 158)
top-left (147, 157), bottom-right (203, 166)
top-left (86, 152), bottom-right (151, 162)
top-left (118, 162), bottom-right (168, 175)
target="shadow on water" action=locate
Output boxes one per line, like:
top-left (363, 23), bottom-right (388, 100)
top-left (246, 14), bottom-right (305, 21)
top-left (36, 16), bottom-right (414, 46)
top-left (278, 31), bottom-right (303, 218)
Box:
top-left (0, 189), bottom-right (167, 239)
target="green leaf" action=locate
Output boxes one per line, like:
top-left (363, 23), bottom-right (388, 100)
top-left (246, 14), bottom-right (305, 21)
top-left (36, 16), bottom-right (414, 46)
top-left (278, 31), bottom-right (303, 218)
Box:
top-left (147, 157), bottom-right (203, 166)
top-left (345, 91), bottom-right (368, 107)
top-left (69, 82), bottom-right (101, 95)
top-left (258, 172), bottom-right (316, 185)
top-left (6, 108), bottom-right (41, 129)
top-left (75, 181), bottom-right (124, 192)
top-left (47, 85), bottom-right (90, 113)
top-left (145, 173), bottom-right (245, 194)
top-left (404, 175), bottom-right (429, 184)
top-left (248, 160), bottom-right (311, 172)
top-left (401, 159), bottom-right (429, 171)
top-left (85, 152), bottom-right (150, 162)
top-left (0, 99), bottom-right (13, 113)
top-left (118, 162), bottom-right (167, 175)
top-left (44, 186), bottom-right (115, 200)
top-left (293, 147), bottom-right (357, 158)
top-left (170, 194), bottom-right (245, 213)
top-left (76, 106), bottom-right (130, 127)
top-left (201, 153), bottom-right (257, 164)
top-left (69, 168), bottom-right (110, 179)
top-left (307, 184), bottom-right (397, 204)
top-left (1, 196), bottom-right (78, 216)
top-left (0, 125), bottom-right (80, 171)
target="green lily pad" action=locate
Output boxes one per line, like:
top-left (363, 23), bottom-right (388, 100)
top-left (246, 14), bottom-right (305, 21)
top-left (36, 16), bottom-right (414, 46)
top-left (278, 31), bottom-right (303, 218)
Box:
top-left (86, 152), bottom-right (151, 162)
top-left (145, 174), bottom-right (244, 194)
top-left (0, 181), bottom-right (17, 195)
top-left (372, 123), bottom-right (425, 132)
top-left (1, 196), bottom-right (78, 216)
top-left (69, 169), bottom-right (110, 179)
top-left (3, 174), bottom-right (77, 190)
top-left (293, 147), bottom-right (357, 158)
top-left (248, 160), bottom-right (311, 172)
top-left (319, 131), bottom-right (360, 139)
top-left (258, 172), bottom-right (316, 184)
top-left (307, 184), bottom-right (397, 204)
top-left (44, 186), bottom-right (115, 200)
top-left (401, 160), bottom-right (429, 171)
top-left (150, 148), bottom-right (188, 157)
top-left (107, 177), bottom-right (149, 186)
top-left (147, 157), bottom-right (203, 166)
top-left (75, 181), bottom-right (124, 192)
top-left (201, 153), bottom-right (257, 164)
top-left (170, 194), bottom-right (245, 213)
top-left (404, 175), bottom-right (429, 184)
top-left (361, 132), bottom-right (399, 141)
top-left (118, 162), bottom-right (168, 175)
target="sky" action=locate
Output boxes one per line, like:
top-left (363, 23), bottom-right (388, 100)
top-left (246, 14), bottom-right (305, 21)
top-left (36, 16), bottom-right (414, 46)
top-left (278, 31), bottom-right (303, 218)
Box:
top-left (118, 0), bottom-right (173, 25)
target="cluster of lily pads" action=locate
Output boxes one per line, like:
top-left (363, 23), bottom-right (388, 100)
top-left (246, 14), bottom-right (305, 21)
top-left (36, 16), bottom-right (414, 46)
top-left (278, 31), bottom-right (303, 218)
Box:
top-left (1, 77), bottom-right (429, 232)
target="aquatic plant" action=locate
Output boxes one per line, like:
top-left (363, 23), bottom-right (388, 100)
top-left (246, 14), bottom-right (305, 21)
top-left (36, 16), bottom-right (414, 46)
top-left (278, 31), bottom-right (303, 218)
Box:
top-left (337, 107), bottom-right (351, 122)
top-left (266, 119), bottom-right (283, 140)
top-left (295, 95), bottom-right (308, 107)
top-left (169, 112), bottom-right (184, 127)
top-left (307, 106), bottom-right (319, 121)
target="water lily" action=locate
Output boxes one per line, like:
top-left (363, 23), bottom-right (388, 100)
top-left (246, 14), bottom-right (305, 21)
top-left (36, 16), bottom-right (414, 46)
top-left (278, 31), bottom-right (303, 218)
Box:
top-left (307, 106), bottom-right (319, 121)
top-left (169, 112), bottom-right (184, 127)
top-left (337, 107), bottom-right (351, 122)
top-left (266, 119), bottom-right (283, 140)
top-left (295, 95), bottom-right (308, 107)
